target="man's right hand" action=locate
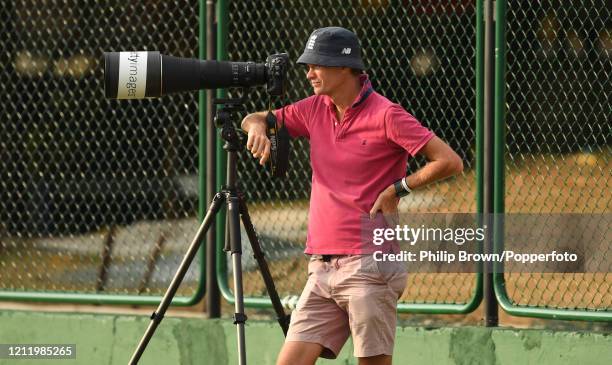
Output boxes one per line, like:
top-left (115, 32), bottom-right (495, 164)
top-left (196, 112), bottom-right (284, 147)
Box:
top-left (242, 113), bottom-right (271, 165)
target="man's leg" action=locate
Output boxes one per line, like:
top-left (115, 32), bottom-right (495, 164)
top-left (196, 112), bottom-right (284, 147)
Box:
top-left (279, 257), bottom-right (351, 363)
top-left (358, 354), bottom-right (392, 365)
top-left (333, 255), bottom-right (408, 362)
top-left (276, 341), bottom-right (324, 365)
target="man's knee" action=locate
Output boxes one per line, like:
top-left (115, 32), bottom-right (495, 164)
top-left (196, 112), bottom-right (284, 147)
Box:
top-left (276, 341), bottom-right (323, 365)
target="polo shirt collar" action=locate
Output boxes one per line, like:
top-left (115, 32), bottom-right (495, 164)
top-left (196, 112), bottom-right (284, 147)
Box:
top-left (323, 74), bottom-right (374, 109)
top-left (352, 74), bottom-right (374, 107)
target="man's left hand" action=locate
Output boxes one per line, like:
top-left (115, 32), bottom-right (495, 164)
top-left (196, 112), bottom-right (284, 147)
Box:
top-left (369, 184), bottom-right (400, 223)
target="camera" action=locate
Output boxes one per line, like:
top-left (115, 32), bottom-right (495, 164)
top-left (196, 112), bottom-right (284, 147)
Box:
top-left (104, 51), bottom-right (289, 99)
top-left (265, 53), bottom-right (289, 96)
top-left (104, 51), bottom-right (291, 178)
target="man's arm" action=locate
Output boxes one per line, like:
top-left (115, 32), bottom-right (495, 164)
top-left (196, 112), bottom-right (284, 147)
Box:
top-left (405, 136), bottom-right (464, 189)
top-left (369, 136), bottom-right (463, 219)
top-left (241, 111), bottom-right (271, 165)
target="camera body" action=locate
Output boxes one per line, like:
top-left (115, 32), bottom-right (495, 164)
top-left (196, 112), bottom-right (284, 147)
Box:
top-left (265, 53), bottom-right (289, 96)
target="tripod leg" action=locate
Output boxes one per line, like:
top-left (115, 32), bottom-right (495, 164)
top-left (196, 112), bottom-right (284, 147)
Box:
top-left (129, 193), bottom-right (225, 365)
top-left (227, 195), bottom-right (247, 365)
top-left (238, 197), bottom-right (291, 336)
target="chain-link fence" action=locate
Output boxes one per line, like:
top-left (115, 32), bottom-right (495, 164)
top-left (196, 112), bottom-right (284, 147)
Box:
top-left (2, 0), bottom-right (608, 320)
top-left (500, 1), bottom-right (610, 314)
top-left (225, 0), bottom-right (479, 310)
top-left (0, 1), bottom-right (202, 300)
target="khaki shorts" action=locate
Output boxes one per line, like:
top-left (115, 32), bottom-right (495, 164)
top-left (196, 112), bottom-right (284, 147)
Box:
top-left (285, 254), bottom-right (408, 359)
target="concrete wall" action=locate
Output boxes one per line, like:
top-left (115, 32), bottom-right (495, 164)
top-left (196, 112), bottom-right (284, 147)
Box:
top-left (0, 310), bottom-right (610, 365)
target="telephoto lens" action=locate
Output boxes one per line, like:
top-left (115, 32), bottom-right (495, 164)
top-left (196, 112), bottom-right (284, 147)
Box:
top-left (104, 51), bottom-right (267, 99)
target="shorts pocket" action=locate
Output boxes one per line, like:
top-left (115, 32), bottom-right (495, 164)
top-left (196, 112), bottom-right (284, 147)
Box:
top-left (307, 257), bottom-right (321, 276)
top-left (373, 257), bottom-right (408, 299)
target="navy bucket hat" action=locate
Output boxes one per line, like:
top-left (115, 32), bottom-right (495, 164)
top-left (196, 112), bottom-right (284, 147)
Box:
top-left (297, 27), bottom-right (365, 70)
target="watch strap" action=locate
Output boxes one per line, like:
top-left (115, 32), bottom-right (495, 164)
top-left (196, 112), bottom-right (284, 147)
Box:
top-left (394, 178), bottom-right (411, 198)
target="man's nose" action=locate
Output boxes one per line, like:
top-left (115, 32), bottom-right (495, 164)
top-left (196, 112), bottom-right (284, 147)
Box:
top-left (306, 68), bottom-right (315, 79)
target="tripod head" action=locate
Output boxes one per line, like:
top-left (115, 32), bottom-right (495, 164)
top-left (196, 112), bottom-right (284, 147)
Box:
top-left (213, 95), bottom-right (247, 153)
top-left (213, 89), bottom-right (290, 178)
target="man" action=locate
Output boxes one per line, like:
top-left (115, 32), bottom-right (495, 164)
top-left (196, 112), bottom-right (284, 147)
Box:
top-left (241, 27), bottom-right (463, 365)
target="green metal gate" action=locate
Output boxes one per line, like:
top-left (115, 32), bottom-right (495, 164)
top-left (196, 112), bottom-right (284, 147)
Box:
top-left (215, 0), bottom-right (483, 314)
top-left (493, 0), bottom-right (611, 321)
top-left (0, 0), bottom-right (204, 305)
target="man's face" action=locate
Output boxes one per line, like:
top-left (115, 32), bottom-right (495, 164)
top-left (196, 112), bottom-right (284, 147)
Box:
top-left (305, 64), bottom-right (347, 96)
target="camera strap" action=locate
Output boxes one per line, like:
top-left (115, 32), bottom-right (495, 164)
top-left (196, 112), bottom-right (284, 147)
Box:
top-left (266, 99), bottom-right (290, 178)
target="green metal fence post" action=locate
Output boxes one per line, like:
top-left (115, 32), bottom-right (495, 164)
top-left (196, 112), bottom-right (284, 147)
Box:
top-left (483, 0), bottom-right (499, 327)
top-left (215, 0), bottom-right (231, 304)
top-left (201, 0), bottom-right (221, 318)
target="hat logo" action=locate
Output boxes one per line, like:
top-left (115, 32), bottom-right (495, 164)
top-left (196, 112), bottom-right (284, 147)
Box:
top-left (341, 48), bottom-right (352, 55)
top-left (306, 35), bottom-right (317, 50)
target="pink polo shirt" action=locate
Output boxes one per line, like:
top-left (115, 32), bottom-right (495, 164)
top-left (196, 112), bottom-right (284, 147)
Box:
top-left (276, 75), bottom-right (434, 254)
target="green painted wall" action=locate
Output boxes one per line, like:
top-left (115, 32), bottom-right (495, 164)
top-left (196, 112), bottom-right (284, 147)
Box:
top-left (0, 310), bottom-right (610, 365)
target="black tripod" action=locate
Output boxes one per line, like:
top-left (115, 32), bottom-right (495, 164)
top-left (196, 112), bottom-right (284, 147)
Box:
top-left (129, 97), bottom-right (291, 365)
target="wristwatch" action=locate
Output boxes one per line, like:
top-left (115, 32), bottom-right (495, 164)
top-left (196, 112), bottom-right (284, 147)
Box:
top-left (393, 177), bottom-right (412, 198)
